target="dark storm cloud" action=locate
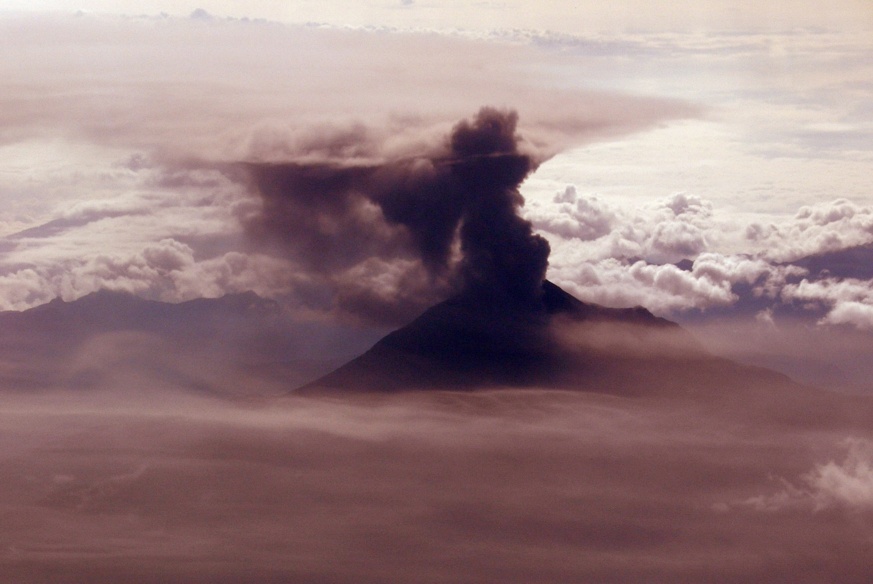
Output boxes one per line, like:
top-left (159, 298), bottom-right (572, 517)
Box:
top-left (246, 108), bottom-right (551, 320)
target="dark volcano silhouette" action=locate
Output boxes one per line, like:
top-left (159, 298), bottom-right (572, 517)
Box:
top-left (299, 280), bottom-right (800, 398)
top-left (268, 111), bottom-right (785, 397)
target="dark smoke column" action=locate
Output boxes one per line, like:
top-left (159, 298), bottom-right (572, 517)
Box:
top-left (447, 108), bottom-right (550, 305)
top-left (246, 107), bottom-right (551, 323)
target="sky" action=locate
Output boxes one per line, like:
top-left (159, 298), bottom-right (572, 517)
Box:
top-left (1, 0), bottom-right (872, 386)
top-left (2, 3), bottom-right (873, 582)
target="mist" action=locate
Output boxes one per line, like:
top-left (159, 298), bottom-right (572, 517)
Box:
top-left (4, 298), bottom-right (873, 583)
top-left (685, 317), bottom-right (873, 395)
top-left (2, 380), bottom-right (872, 584)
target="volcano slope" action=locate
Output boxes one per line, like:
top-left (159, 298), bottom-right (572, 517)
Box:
top-left (302, 281), bottom-right (792, 396)
top-left (299, 279), bottom-right (873, 432)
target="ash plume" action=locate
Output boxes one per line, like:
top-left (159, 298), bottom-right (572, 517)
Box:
top-left (245, 108), bottom-right (551, 320)
top-left (449, 109), bottom-right (550, 304)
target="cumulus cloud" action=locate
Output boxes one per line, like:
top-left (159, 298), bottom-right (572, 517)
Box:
top-left (525, 186), bottom-right (617, 241)
top-left (808, 439), bottom-right (873, 509)
top-left (552, 258), bottom-right (734, 313)
top-left (527, 190), bottom-right (714, 265)
top-left (0, 242), bottom-right (302, 311)
top-left (743, 439), bottom-right (873, 512)
top-left (825, 302), bottom-right (873, 330)
top-left (781, 277), bottom-right (873, 330)
top-left (527, 186), bottom-right (873, 331)
top-left (748, 199), bottom-right (873, 263)
top-left (546, 252), bottom-right (803, 316)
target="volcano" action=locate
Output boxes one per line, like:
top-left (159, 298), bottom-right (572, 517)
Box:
top-left (299, 280), bottom-right (796, 397)
top-left (259, 108), bottom-right (815, 403)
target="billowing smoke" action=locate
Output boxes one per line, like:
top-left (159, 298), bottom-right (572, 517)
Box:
top-left (449, 110), bottom-right (550, 303)
top-left (246, 108), bottom-right (550, 320)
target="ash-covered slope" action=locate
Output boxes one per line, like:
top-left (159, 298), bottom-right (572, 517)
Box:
top-left (300, 280), bottom-right (793, 396)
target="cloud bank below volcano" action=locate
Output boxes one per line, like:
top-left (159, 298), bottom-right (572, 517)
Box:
top-left (2, 389), bottom-right (872, 584)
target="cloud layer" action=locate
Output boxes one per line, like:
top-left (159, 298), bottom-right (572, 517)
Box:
top-left (0, 11), bottom-right (872, 391)
top-left (2, 388), bottom-right (872, 583)
top-left (530, 189), bottom-right (873, 325)
top-left (2, 12), bottom-right (871, 333)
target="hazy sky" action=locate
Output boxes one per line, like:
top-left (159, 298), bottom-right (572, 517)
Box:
top-left (4, 0), bottom-right (873, 32)
top-left (1, 1), bottom-right (871, 336)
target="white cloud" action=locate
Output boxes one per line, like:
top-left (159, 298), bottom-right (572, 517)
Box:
top-left (0, 10), bottom-right (870, 326)
top-left (748, 199), bottom-right (873, 263)
top-left (809, 439), bottom-right (873, 509)
top-left (0, 267), bottom-right (51, 310)
top-left (0, 242), bottom-right (303, 311)
top-left (783, 278), bottom-right (873, 307)
top-left (825, 302), bottom-right (873, 330)
top-left (743, 439), bottom-right (873, 512)
top-left (781, 277), bottom-right (873, 330)
top-left (533, 185), bottom-right (873, 322)
top-left (548, 241), bottom-right (808, 316)
top-left (524, 186), bottom-right (616, 241)
top-left (551, 258), bottom-right (735, 314)
top-left (533, 188), bottom-right (785, 315)
top-left (528, 190), bottom-right (716, 265)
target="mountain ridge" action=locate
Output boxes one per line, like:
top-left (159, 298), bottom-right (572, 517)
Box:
top-left (0, 289), bottom-right (377, 395)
